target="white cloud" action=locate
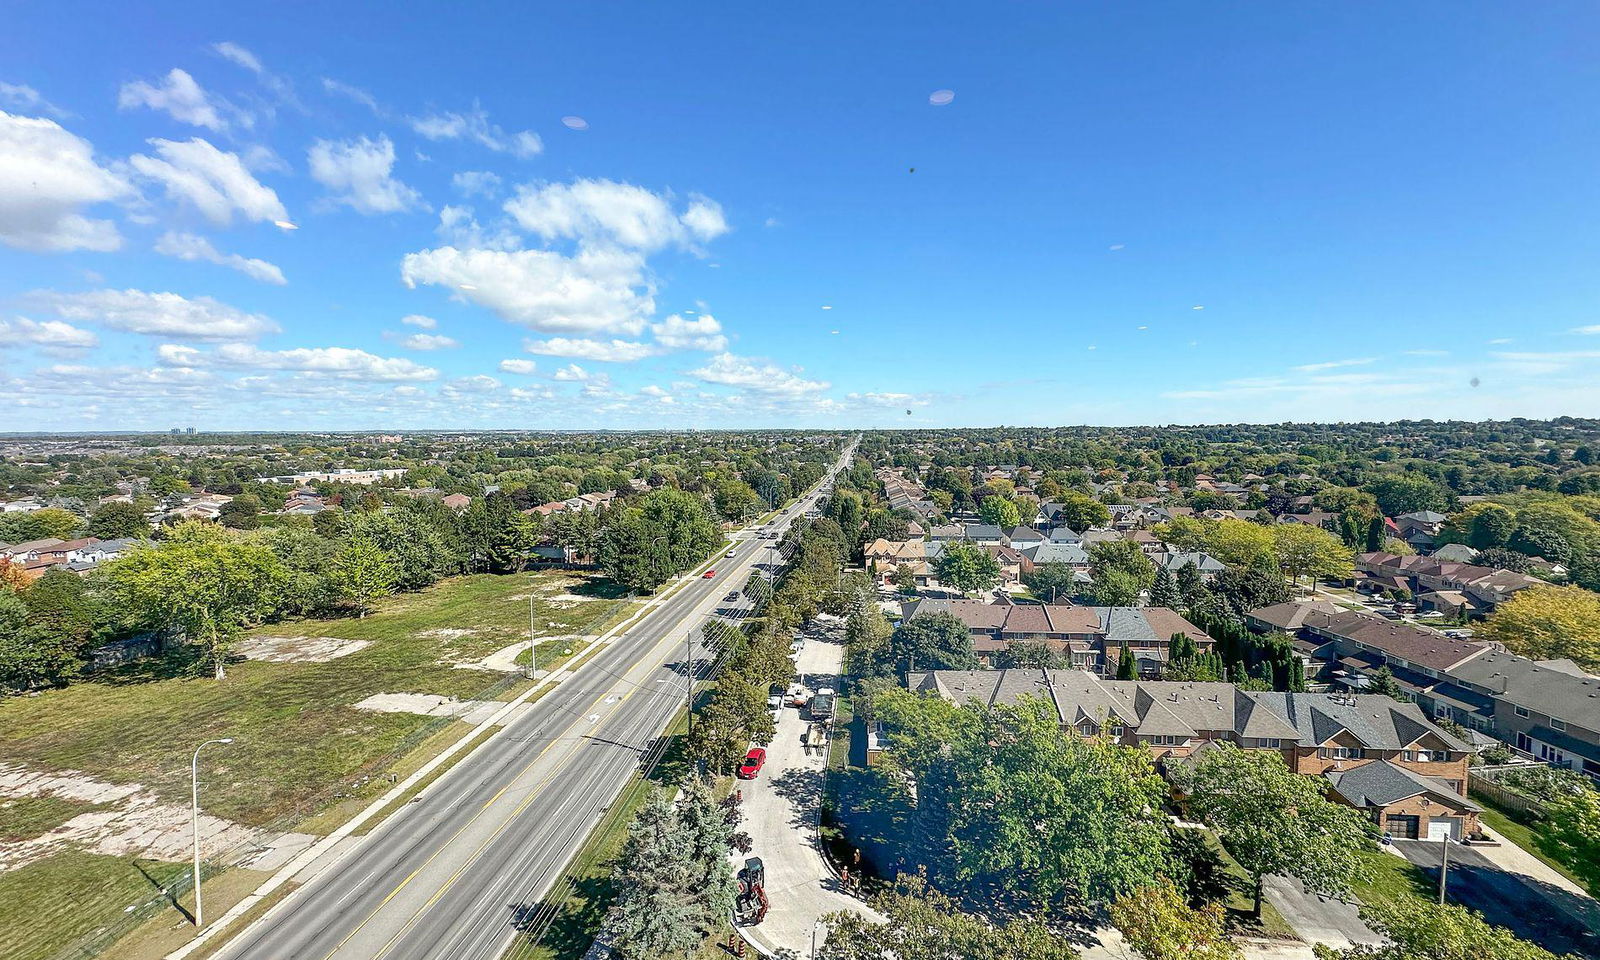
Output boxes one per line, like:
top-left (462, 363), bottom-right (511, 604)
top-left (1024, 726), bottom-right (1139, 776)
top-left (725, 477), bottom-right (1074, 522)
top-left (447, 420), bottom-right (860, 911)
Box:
top-left (400, 245), bottom-right (653, 335)
top-left (203, 343), bottom-right (438, 380)
top-left (523, 337), bottom-right (658, 362)
top-left (690, 352), bottom-right (828, 395)
top-left (452, 170), bottom-right (501, 197)
top-left (39, 288), bottom-right (279, 341)
top-left (650, 313), bottom-right (727, 352)
top-left (118, 69), bottom-right (241, 131)
top-left (436, 204), bottom-right (519, 250)
top-left (1570, 325), bottom-right (1600, 336)
top-left (0, 82), bottom-right (69, 118)
top-left (443, 374), bottom-right (500, 393)
top-left (308, 134), bottom-right (424, 214)
top-left (212, 42), bottom-right (262, 74)
top-left (0, 112), bottom-right (131, 251)
top-left (154, 231), bottom-right (286, 285)
top-left (499, 358), bottom-right (538, 375)
top-left (394, 332), bottom-right (458, 351)
top-left (321, 78), bottom-right (381, 113)
top-left (639, 384), bottom-right (669, 398)
top-left (0, 316), bottom-right (97, 352)
top-left (400, 314), bottom-right (436, 329)
top-left (129, 137), bottom-right (288, 225)
top-left (504, 179), bottom-right (727, 251)
top-left (551, 363), bottom-right (590, 381)
top-left (1292, 357), bottom-right (1376, 374)
top-left (409, 103), bottom-right (541, 158)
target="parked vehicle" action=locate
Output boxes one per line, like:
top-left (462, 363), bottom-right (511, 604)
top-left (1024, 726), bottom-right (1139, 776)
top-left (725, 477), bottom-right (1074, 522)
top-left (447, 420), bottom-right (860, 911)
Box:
top-left (737, 747), bottom-right (767, 779)
top-left (786, 683), bottom-right (811, 707)
top-left (725, 591), bottom-right (741, 602)
top-left (807, 693), bottom-right (836, 722)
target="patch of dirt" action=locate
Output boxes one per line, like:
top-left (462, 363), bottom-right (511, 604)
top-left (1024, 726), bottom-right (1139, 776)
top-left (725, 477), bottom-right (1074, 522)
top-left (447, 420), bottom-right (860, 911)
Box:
top-left (418, 628), bottom-right (477, 640)
top-left (0, 763), bottom-right (260, 872)
top-left (352, 692), bottom-right (526, 727)
top-left (450, 635), bottom-right (593, 672)
top-left (236, 635), bottom-right (371, 663)
top-left (544, 593), bottom-right (592, 608)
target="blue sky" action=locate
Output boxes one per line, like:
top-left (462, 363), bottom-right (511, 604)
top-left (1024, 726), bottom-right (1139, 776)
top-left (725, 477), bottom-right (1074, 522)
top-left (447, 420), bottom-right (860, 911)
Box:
top-left (3, 2), bottom-right (1600, 431)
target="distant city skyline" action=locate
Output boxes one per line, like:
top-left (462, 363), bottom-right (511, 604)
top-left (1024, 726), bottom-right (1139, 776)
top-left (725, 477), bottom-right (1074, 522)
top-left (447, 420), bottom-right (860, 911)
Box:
top-left (3, 3), bottom-right (1600, 431)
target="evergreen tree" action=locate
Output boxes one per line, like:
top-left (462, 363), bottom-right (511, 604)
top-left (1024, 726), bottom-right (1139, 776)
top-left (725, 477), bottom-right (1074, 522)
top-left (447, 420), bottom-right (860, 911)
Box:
top-left (1150, 565), bottom-right (1181, 608)
top-left (1116, 639), bottom-right (1137, 679)
top-left (606, 792), bottom-right (698, 960)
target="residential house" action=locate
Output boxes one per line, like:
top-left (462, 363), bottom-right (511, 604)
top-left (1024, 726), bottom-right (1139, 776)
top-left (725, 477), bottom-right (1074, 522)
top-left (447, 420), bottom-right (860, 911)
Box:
top-left (1393, 511), bottom-right (1448, 554)
top-left (1152, 551), bottom-right (1226, 579)
top-left (906, 669), bottom-right (1479, 839)
top-left (900, 599), bottom-right (1212, 676)
top-left (1356, 552), bottom-right (1542, 614)
top-left (441, 493), bottom-right (472, 511)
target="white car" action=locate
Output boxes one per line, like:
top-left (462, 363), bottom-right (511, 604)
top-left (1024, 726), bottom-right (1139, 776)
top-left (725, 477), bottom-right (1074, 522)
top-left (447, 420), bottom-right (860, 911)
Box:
top-left (725, 549), bottom-right (736, 557)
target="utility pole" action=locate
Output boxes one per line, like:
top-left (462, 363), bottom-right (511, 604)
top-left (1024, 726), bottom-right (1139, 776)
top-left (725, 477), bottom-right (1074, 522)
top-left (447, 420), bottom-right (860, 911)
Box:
top-left (190, 737), bottom-right (235, 930)
top-left (686, 631), bottom-right (695, 738)
top-left (1438, 833), bottom-right (1450, 904)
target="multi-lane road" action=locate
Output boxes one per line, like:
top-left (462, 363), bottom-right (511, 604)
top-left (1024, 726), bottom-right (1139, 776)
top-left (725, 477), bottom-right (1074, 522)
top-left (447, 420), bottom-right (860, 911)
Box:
top-left (209, 443), bottom-right (854, 960)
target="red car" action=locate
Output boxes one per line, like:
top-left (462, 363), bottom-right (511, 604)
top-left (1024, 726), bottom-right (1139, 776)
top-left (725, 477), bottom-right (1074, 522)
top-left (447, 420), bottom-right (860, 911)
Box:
top-left (703, 569), bottom-right (717, 579)
top-left (736, 747), bottom-right (767, 779)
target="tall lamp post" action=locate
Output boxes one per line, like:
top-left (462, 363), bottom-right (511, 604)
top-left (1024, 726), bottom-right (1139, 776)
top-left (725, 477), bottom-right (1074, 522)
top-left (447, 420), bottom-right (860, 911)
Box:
top-left (191, 737), bottom-right (234, 929)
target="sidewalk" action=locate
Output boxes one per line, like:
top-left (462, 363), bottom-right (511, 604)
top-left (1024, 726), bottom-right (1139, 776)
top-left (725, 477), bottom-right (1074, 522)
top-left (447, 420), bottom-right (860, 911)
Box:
top-left (734, 628), bottom-right (883, 956)
top-left (1475, 824), bottom-right (1594, 900)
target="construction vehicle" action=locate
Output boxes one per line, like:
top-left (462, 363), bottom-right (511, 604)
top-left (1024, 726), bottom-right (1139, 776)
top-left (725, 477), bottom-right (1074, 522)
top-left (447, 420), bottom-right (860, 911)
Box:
top-left (735, 857), bottom-right (769, 925)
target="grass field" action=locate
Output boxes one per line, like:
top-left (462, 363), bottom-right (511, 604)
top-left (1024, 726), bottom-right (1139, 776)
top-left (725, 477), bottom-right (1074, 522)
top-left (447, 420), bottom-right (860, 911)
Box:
top-left (0, 570), bottom-right (635, 827)
top-left (0, 852), bottom-right (188, 960)
top-left (0, 569), bottom-right (637, 960)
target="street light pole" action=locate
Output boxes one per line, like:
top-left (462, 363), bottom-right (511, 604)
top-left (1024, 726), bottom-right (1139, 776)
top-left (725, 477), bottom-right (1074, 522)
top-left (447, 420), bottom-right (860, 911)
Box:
top-left (528, 594), bottom-right (537, 678)
top-left (191, 737), bottom-right (235, 929)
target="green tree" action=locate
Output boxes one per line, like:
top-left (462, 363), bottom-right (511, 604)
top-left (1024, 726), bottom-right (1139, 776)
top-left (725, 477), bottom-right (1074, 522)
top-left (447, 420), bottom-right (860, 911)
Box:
top-left (1319, 897), bottom-right (1570, 960)
top-left (1088, 540), bottom-right (1156, 604)
top-left (933, 541), bottom-right (1001, 595)
top-left (1174, 745), bottom-right (1372, 916)
top-left (892, 562), bottom-right (918, 595)
top-left (713, 479), bottom-right (761, 523)
top-left (103, 521), bottom-right (288, 679)
top-left (219, 494), bottom-right (261, 530)
top-left (1056, 491), bottom-right (1111, 531)
top-left (1110, 880), bottom-right (1240, 960)
top-left (979, 496), bottom-right (1021, 529)
top-left (1478, 585), bottom-right (1600, 672)
top-left (1149, 565), bottom-right (1181, 608)
top-left (0, 589), bottom-right (83, 691)
top-left (606, 791), bottom-right (699, 960)
top-left (844, 599), bottom-right (893, 674)
top-left (1541, 787), bottom-right (1600, 893)
top-left (674, 775), bottom-right (739, 928)
top-left (1272, 523), bottom-right (1354, 587)
top-left (329, 533), bottom-right (398, 617)
top-left (874, 691), bottom-right (1171, 908)
top-left (601, 488), bottom-right (722, 591)
top-left (820, 872), bottom-right (1075, 960)
top-left (87, 501), bottom-right (148, 539)
top-left (1116, 638), bottom-right (1137, 679)
top-left (1366, 473), bottom-right (1451, 517)
top-left (879, 613), bottom-right (978, 676)
top-left (1022, 561), bottom-right (1077, 603)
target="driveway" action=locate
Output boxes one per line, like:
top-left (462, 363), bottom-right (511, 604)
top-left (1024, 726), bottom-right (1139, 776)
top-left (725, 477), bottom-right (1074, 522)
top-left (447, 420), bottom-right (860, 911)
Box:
top-left (734, 618), bottom-right (883, 956)
top-left (1263, 875), bottom-right (1382, 951)
top-left (1392, 839), bottom-right (1600, 959)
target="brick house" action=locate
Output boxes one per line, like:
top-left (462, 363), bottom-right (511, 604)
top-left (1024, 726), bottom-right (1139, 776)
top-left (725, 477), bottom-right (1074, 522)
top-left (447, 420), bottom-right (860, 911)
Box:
top-left (906, 668), bottom-right (1479, 840)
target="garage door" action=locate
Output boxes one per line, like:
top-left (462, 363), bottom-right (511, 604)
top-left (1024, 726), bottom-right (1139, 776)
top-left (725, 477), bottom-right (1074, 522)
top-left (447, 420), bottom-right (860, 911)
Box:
top-left (1427, 818), bottom-right (1455, 841)
top-left (1386, 814), bottom-right (1420, 839)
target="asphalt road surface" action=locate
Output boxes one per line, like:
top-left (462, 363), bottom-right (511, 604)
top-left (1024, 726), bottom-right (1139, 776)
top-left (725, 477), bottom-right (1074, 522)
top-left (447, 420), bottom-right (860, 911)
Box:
top-left (211, 444), bottom-right (854, 960)
top-left (1392, 839), bottom-right (1600, 959)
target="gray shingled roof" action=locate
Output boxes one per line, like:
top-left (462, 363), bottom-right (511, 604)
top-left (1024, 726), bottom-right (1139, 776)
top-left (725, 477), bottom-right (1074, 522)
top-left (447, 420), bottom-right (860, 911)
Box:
top-left (1326, 761), bottom-right (1479, 810)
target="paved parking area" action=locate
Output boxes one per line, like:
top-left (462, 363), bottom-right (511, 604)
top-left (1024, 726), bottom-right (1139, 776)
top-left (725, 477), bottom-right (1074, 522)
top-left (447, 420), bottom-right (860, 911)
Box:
top-left (1392, 839), bottom-right (1600, 959)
